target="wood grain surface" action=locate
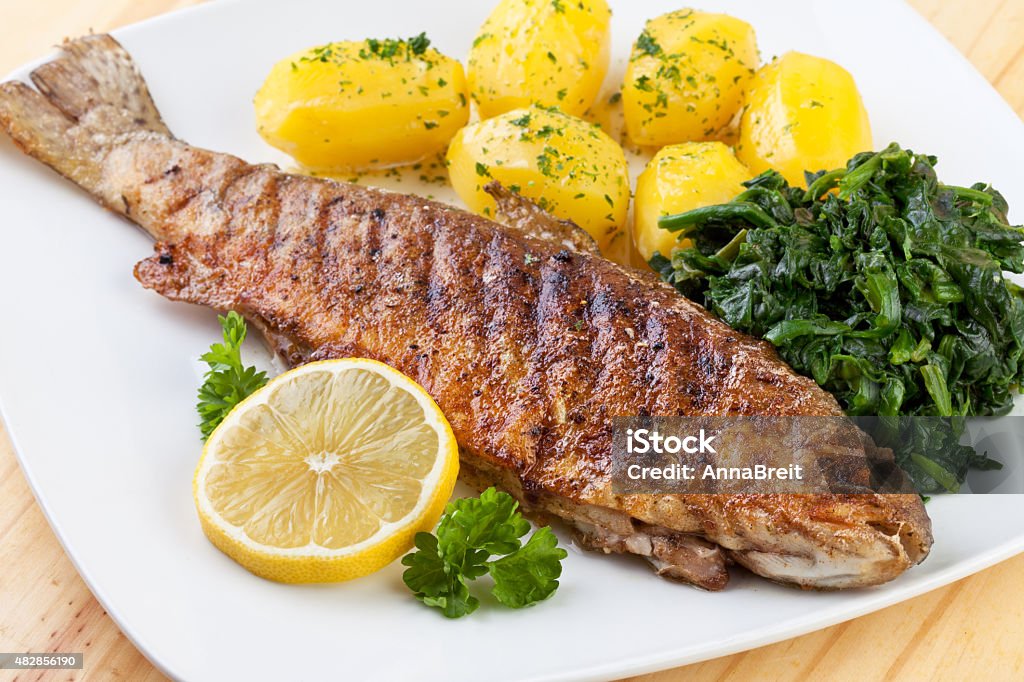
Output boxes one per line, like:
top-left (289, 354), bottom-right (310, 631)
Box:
top-left (0, 1), bottom-right (1022, 680)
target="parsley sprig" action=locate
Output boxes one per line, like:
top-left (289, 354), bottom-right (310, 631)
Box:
top-left (196, 312), bottom-right (268, 440)
top-left (401, 488), bottom-right (567, 618)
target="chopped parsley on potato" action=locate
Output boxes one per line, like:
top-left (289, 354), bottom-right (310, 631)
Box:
top-left (468, 0), bottom-right (611, 119)
top-left (446, 105), bottom-right (629, 253)
top-left (255, 34), bottom-right (469, 170)
top-left (738, 52), bottom-right (873, 186)
top-left (623, 9), bottom-right (758, 147)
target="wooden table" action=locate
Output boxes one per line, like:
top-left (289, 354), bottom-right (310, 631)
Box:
top-left (0, 1), bottom-right (1021, 679)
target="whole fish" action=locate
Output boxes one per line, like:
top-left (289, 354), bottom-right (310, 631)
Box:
top-left (0, 35), bottom-right (931, 589)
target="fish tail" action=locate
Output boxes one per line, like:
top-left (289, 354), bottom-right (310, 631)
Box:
top-left (0, 34), bottom-right (170, 198)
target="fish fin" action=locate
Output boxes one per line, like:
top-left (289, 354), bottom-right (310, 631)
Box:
top-left (0, 81), bottom-right (81, 177)
top-left (29, 34), bottom-right (170, 135)
top-left (0, 34), bottom-right (169, 193)
top-left (484, 181), bottom-right (601, 256)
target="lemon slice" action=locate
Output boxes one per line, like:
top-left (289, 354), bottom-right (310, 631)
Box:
top-left (193, 358), bottom-right (459, 583)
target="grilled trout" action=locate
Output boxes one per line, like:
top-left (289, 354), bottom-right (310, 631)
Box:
top-left (0, 35), bottom-right (931, 589)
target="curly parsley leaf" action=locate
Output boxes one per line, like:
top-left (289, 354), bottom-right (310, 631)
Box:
top-left (401, 488), bottom-right (566, 618)
top-left (438, 486), bottom-right (530, 560)
top-left (196, 312), bottom-right (268, 440)
top-left (489, 526), bottom-right (567, 608)
top-left (401, 533), bottom-right (479, 618)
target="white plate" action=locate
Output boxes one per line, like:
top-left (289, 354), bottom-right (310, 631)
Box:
top-left (1, 1), bottom-right (1023, 680)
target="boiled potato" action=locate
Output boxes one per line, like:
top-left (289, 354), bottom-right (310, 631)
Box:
top-left (255, 36), bottom-right (469, 170)
top-left (633, 142), bottom-right (752, 263)
top-left (623, 9), bottom-right (758, 147)
top-left (446, 105), bottom-right (629, 252)
top-left (468, 0), bottom-right (611, 119)
top-left (737, 52), bottom-right (872, 186)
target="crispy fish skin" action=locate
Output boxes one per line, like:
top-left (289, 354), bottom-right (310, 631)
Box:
top-left (0, 35), bottom-right (931, 590)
